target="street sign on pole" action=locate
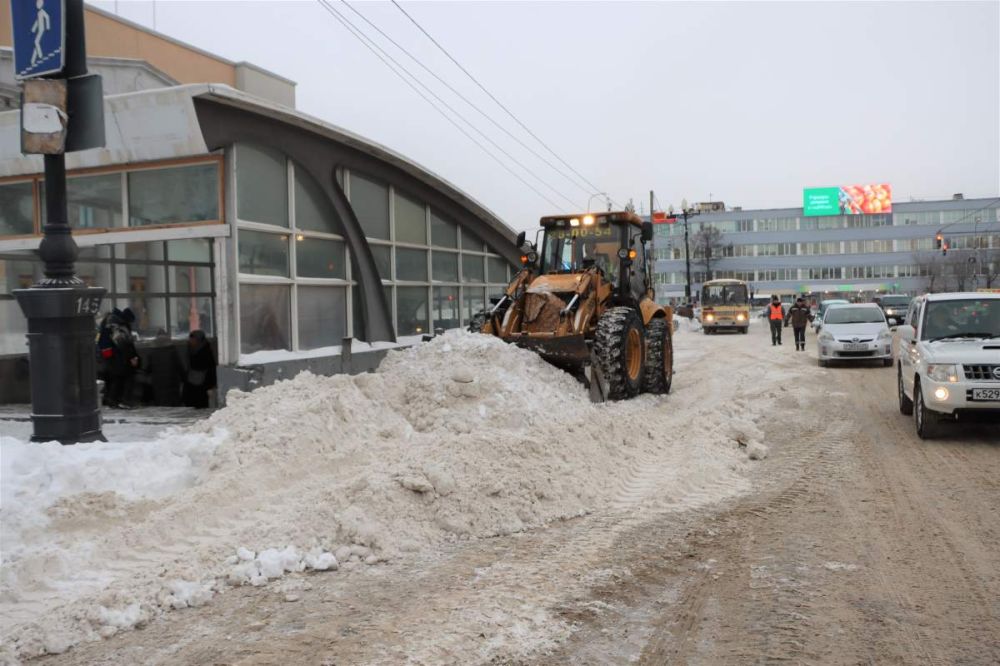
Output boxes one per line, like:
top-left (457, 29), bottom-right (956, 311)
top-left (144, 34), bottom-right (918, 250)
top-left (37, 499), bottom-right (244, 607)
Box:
top-left (10, 0), bottom-right (66, 80)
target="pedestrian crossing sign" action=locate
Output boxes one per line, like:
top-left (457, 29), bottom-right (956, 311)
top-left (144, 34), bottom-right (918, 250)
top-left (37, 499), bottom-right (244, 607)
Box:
top-left (10, 0), bottom-right (66, 80)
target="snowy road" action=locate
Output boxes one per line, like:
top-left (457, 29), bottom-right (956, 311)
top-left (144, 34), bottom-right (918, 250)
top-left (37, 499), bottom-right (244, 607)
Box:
top-left (17, 321), bottom-right (1000, 665)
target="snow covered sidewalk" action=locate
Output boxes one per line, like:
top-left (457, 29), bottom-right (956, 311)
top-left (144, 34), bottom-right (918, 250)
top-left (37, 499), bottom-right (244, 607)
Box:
top-left (0, 326), bottom-right (781, 663)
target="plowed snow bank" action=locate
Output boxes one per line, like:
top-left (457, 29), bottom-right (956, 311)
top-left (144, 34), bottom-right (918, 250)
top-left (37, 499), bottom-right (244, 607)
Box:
top-left (1, 329), bottom-right (762, 662)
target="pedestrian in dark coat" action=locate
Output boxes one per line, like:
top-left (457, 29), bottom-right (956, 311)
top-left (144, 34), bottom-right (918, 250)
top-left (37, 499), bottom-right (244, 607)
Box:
top-left (182, 330), bottom-right (217, 409)
top-left (103, 308), bottom-right (139, 408)
top-left (143, 329), bottom-right (184, 406)
top-left (767, 296), bottom-right (786, 346)
top-left (784, 297), bottom-right (815, 351)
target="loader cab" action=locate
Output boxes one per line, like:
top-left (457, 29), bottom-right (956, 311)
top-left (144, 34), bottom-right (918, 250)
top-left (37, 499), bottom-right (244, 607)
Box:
top-left (538, 213), bottom-right (643, 290)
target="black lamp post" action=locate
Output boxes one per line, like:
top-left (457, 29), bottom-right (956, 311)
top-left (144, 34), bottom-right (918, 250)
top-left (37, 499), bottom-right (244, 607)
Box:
top-left (671, 199), bottom-right (700, 301)
top-left (13, 0), bottom-right (106, 443)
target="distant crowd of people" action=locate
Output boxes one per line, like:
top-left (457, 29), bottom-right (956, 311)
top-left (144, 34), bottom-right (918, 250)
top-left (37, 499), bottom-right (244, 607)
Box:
top-left (96, 308), bottom-right (217, 410)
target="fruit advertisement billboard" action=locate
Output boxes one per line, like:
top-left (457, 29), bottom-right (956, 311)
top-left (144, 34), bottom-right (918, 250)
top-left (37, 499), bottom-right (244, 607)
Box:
top-left (803, 184), bottom-right (891, 216)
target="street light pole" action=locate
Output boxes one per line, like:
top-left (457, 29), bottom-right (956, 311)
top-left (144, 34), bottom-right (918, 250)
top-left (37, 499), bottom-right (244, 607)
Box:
top-left (676, 200), bottom-right (700, 301)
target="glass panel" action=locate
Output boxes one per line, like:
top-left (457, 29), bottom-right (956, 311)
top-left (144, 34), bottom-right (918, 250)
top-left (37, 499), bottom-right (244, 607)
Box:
top-left (432, 286), bottom-right (460, 330)
top-left (462, 254), bottom-right (484, 282)
top-left (126, 294), bottom-right (168, 339)
top-left (0, 182), bottom-right (35, 236)
top-left (396, 247), bottom-right (427, 282)
top-left (350, 173), bottom-right (389, 240)
top-left (463, 287), bottom-right (486, 324)
top-left (41, 173), bottom-right (122, 229)
top-left (166, 239), bottom-right (211, 263)
top-left (487, 256), bottom-right (508, 283)
top-left (0, 299), bottom-right (28, 355)
top-left (297, 285), bottom-right (347, 350)
top-left (128, 163), bottom-right (220, 227)
top-left (170, 296), bottom-right (214, 338)
top-left (168, 264), bottom-right (213, 294)
top-left (75, 261), bottom-right (113, 289)
top-left (396, 286), bottom-right (429, 336)
top-left (0, 256), bottom-right (42, 293)
top-left (239, 283), bottom-right (291, 353)
top-left (368, 243), bottom-right (391, 280)
top-left (462, 228), bottom-right (485, 252)
top-left (238, 229), bottom-right (289, 277)
top-left (236, 145), bottom-right (287, 226)
top-left (394, 191), bottom-right (427, 245)
top-left (294, 165), bottom-right (343, 234)
top-left (432, 251), bottom-right (459, 282)
top-left (431, 211), bottom-right (458, 248)
top-left (296, 237), bottom-right (346, 279)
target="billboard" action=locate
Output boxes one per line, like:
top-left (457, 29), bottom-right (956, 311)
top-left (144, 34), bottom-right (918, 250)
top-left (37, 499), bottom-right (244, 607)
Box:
top-left (803, 184), bottom-right (891, 216)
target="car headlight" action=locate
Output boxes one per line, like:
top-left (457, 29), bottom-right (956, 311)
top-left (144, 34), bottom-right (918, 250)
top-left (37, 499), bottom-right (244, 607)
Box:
top-left (877, 329), bottom-right (892, 340)
top-left (926, 364), bottom-right (960, 383)
top-left (818, 331), bottom-right (833, 342)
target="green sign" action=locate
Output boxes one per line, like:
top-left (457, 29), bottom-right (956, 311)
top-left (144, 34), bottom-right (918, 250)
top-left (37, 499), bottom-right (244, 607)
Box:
top-left (803, 187), bottom-right (840, 216)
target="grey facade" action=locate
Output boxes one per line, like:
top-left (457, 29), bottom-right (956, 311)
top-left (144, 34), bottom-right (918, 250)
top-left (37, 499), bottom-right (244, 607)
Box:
top-left (650, 197), bottom-right (1000, 301)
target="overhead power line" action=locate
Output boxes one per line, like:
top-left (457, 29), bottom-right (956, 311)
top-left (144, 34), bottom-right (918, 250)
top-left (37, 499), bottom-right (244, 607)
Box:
top-left (390, 0), bottom-right (619, 209)
top-left (316, 0), bottom-right (576, 211)
top-left (340, 0), bottom-right (595, 201)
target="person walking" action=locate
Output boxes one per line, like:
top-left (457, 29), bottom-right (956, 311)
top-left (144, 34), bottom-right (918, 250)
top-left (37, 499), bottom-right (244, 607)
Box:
top-left (768, 296), bottom-right (786, 346)
top-left (784, 297), bottom-right (814, 351)
top-left (182, 330), bottom-right (217, 409)
top-left (101, 308), bottom-right (139, 408)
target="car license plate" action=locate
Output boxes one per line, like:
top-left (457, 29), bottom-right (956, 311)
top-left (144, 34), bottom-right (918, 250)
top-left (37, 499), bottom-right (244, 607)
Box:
top-left (971, 388), bottom-right (1000, 401)
top-left (843, 343), bottom-right (868, 351)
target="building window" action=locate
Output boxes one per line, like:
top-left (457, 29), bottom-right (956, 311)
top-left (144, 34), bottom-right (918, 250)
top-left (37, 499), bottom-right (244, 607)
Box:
top-left (463, 286), bottom-right (485, 323)
top-left (296, 237), bottom-right (346, 279)
top-left (236, 144), bottom-right (288, 227)
top-left (41, 173), bottom-right (123, 229)
top-left (394, 190), bottom-right (427, 245)
top-left (431, 211), bottom-right (458, 248)
top-left (367, 243), bottom-right (392, 280)
top-left (239, 283), bottom-right (291, 353)
top-left (295, 166), bottom-right (343, 235)
top-left (130, 163), bottom-right (220, 227)
top-left (432, 251), bottom-right (459, 282)
top-left (238, 229), bottom-right (289, 277)
top-left (462, 254), bottom-right (485, 282)
top-left (462, 228), bottom-right (485, 252)
top-left (432, 286), bottom-right (460, 329)
top-left (350, 173), bottom-right (390, 240)
top-left (397, 286), bottom-right (429, 335)
top-left (487, 256), bottom-right (508, 283)
top-left (0, 182), bottom-right (35, 236)
top-left (297, 285), bottom-right (347, 350)
top-left (396, 247), bottom-right (427, 282)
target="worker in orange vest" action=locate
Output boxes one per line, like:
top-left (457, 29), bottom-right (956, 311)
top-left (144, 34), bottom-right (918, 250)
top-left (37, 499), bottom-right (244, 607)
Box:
top-left (768, 295), bottom-right (786, 346)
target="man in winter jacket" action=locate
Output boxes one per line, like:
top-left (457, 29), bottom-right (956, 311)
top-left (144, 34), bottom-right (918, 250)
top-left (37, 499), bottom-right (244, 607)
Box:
top-left (768, 296), bottom-right (786, 346)
top-left (100, 308), bottom-right (140, 408)
top-left (784, 297), bottom-right (815, 351)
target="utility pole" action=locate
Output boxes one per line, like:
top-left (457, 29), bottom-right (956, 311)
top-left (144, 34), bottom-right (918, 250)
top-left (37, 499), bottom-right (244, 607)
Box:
top-left (678, 200), bottom-right (700, 302)
top-left (12, 0), bottom-right (106, 443)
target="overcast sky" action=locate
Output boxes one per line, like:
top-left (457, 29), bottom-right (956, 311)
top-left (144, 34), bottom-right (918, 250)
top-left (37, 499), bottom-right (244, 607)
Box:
top-left (93, 1), bottom-right (999, 232)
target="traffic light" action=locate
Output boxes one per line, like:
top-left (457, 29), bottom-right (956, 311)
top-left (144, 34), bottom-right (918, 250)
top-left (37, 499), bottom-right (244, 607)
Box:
top-left (935, 233), bottom-right (943, 249)
top-left (942, 240), bottom-right (949, 256)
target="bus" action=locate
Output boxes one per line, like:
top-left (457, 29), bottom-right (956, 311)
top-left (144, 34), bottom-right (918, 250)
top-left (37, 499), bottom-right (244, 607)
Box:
top-left (700, 279), bottom-right (750, 334)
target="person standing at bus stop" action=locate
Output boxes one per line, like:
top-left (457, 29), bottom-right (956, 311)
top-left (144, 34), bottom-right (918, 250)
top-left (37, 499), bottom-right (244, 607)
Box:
top-left (784, 297), bottom-right (814, 351)
top-left (768, 296), bottom-right (785, 346)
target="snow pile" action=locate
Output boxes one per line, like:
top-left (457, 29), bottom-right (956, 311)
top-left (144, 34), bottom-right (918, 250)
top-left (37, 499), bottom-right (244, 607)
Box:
top-left (0, 329), bottom-right (786, 662)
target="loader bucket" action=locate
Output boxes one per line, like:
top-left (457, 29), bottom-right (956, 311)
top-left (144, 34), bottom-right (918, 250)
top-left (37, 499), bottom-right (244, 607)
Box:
top-left (510, 334), bottom-right (590, 368)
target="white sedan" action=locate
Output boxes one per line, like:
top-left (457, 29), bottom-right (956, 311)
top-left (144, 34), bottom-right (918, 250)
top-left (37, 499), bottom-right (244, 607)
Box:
top-left (816, 303), bottom-right (893, 367)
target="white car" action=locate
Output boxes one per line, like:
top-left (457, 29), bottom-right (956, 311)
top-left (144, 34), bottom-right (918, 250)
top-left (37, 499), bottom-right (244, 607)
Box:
top-left (896, 292), bottom-right (1000, 438)
top-left (816, 303), bottom-right (893, 367)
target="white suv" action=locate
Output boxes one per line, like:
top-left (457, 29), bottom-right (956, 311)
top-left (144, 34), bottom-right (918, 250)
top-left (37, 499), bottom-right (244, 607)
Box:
top-left (896, 292), bottom-right (1000, 438)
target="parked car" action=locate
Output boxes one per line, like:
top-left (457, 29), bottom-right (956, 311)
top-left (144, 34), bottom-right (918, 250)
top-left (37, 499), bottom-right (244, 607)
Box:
top-left (874, 294), bottom-right (912, 325)
top-left (813, 299), bottom-right (850, 332)
top-left (896, 292), bottom-right (1000, 438)
top-left (816, 303), bottom-right (893, 367)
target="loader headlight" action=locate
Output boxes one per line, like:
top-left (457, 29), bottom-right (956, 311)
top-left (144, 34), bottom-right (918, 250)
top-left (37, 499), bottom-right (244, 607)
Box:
top-left (570, 218), bottom-right (580, 227)
top-left (582, 215), bottom-right (595, 226)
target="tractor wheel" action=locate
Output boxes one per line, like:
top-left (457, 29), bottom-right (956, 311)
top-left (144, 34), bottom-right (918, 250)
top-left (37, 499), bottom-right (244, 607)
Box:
top-left (644, 318), bottom-right (673, 395)
top-left (594, 306), bottom-right (645, 400)
top-left (467, 311), bottom-right (488, 334)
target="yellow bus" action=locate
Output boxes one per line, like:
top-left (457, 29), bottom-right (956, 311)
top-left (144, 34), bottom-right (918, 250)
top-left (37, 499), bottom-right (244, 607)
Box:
top-left (700, 279), bottom-right (750, 334)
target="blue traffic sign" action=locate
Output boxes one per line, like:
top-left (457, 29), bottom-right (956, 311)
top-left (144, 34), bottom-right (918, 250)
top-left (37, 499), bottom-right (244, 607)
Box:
top-left (10, 0), bottom-right (65, 80)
